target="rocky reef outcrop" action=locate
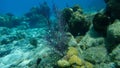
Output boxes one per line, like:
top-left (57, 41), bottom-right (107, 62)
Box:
top-left (62, 5), bottom-right (91, 36)
top-left (57, 0), bottom-right (120, 67)
top-left (0, 13), bottom-right (21, 28)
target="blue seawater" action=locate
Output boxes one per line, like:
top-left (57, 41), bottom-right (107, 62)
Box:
top-left (0, 0), bottom-right (106, 16)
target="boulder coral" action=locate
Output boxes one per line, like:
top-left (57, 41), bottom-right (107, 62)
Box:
top-left (107, 0), bottom-right (120, 19)
top-left (104, 0), bottom-right (120, 19)
top-left (92, 0), bottom-right (120, 35)
top-left (93, 12), bottom-right (112, 35)
top-left (62, 8), bottom-right (73, 24)
top-left (72, 5), bottom-right (82, 13)
top-left (69, 11), bottom-right (89, 36)
top-left (62, 5), bottom-right (90, 36)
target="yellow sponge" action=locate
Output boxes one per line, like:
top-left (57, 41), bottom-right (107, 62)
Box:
top-left (57, 59), bottom-right (70, 67)
top-left (67, 47), bottom-right (78, 56)
top-left (68, 55), bottom-right (83, 66)
top-left (84, 61), bottom-right (93, 68)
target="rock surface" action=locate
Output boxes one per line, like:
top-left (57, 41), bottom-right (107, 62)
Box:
top-left (0, 27), bottom-right (52, 68)
top-left (107, 20), bottom-right (120, 44)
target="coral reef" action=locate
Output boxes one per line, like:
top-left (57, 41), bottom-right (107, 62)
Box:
top-left (106, 0), bottom-right (120, 19)
top-left (24, 7), bottom-right (48, 28)
top-left (92, 0), bottom-right (120, 36)
top-left (94, 62), bottom-right (116, 68)
top-left (110, 44), bottom-right (120, 67)
top-left (0, 0), bottom-right (120, 68)
top-left (24, 2), bottom-right (50, 28)
top-left (67, 33), bottom-right (78, 47)
top-left (0, 14), bottom-right (21, 28)
top-left (62, 5), bottom-right (90, 36)
top-left (83, 46), bottom-right (110, 64)
top-left (107, 20), bottom-right (120, 45)
top-left (93, 12), bottom-right (112, 35)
